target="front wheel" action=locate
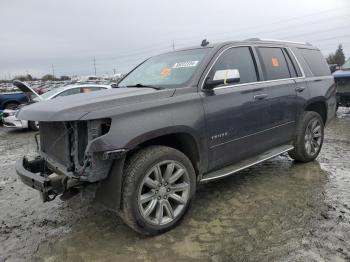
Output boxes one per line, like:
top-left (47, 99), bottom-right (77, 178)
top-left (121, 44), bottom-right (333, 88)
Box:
top-left (120, 146), bottom-right (196, 235)
top-left (289, 111), bottom-right (324, 162)
top-left (28, 121), bottom-right (39, 131)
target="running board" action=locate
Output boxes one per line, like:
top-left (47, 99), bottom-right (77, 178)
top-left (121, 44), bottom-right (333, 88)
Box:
top-left (200, 144), bottom-right (294, 183)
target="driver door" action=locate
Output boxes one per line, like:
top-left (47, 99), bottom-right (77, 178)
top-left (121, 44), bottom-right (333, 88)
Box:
top-left (202, 46), bottom-right (275, 171)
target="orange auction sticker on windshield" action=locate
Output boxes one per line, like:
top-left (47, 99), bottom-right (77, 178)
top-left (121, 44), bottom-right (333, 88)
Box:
top-left (160, 67), bottom-right (171, 76)
top-left (271, 58), bottom-right (279, 67)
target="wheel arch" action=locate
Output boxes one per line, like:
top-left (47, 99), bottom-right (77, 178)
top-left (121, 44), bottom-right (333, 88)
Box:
top-left (126, 129), bottom-right (203, 177)
top-left (2, 100), bottom-right (20, 109)
top-left (304, 99), bottom-right (327, 124)
top-left (94, 130), bottom-right (203, 213)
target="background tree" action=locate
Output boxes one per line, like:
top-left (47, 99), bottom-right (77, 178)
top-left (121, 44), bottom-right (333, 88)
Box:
top-left (59, 75), bottom-right (71, 81)
top-left (327, 44), bottom-right (346, 66)
top-left (14, 74), bottom-right (33, 81)
top-left (41, 74), bottom-right (56, 81)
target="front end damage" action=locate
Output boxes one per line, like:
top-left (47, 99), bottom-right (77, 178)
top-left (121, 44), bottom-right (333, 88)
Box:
top-left (15, 119), bottom-right (125, 203)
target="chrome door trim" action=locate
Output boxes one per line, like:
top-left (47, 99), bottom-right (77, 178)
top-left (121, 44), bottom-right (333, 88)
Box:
top-left (210, 121), bottom-right (295, 149)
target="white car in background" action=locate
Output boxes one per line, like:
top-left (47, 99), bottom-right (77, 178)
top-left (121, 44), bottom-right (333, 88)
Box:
top-left (2, 82), bottom-right (112, 131)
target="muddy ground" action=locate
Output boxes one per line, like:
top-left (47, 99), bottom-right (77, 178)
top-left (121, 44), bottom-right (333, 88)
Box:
top-left (0, 109), bottom-right (350, 262)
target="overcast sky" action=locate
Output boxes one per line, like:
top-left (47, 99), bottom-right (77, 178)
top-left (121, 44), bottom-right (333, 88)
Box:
top-left (0, 0), bottom-right (349, 78)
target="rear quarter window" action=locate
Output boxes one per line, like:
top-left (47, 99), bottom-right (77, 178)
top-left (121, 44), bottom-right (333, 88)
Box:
top-left (298, 48), bottom-right (330, 77)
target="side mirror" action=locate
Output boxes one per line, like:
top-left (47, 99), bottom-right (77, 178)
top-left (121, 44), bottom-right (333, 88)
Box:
top-left (204, 69), bottom-right (240, 89)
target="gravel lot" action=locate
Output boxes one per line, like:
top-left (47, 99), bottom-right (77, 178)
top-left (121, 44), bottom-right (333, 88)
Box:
top-left (0, 109), bottom-right (349, 262)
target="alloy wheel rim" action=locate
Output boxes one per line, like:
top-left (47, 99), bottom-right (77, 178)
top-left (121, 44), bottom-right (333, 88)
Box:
top-left (138, 160), bottom-right (190, 226)
top-left (304, 118), bottom-right (322, 156)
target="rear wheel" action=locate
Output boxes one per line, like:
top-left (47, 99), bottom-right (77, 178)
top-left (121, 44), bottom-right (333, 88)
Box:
top-left (119, 146), bottom-right (196, 235)
top-left (289, 111), bottom-right (324, 162)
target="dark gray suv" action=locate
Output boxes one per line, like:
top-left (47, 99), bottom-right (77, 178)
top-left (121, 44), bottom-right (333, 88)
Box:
top-left (15, 39), bottom-right (336, 235)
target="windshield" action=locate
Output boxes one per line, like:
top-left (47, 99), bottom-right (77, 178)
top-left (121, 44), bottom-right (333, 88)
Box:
top-left (118, 48), bottom-right (211, 88)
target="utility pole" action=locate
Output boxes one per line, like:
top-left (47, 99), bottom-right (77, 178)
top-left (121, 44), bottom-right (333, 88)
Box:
top-left (172, 40), bottom-right (175, 51)
top-left (51, 64), bottom-right (55, 80)
top-left (93, 56), bottom-right (97, 76)
top-left (113, 68), bottom-right (116, 75)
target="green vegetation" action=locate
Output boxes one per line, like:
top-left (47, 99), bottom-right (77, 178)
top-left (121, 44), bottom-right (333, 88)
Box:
top-left (327, 44), bottom-right (346, 66)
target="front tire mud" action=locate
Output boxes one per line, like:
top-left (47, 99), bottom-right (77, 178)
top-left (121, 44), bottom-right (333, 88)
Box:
top-left (119, 145), bottom-right (196, 235)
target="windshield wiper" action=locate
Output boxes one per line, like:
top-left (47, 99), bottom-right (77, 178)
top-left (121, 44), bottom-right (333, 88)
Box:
top-left (126, 83), bottom-right (163, 90)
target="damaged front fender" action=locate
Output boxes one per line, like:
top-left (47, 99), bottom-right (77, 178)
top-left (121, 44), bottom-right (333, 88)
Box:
top-left (94, 157), bottom-right (126, 211)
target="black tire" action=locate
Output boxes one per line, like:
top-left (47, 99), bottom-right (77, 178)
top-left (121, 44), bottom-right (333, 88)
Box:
top-left (5, 103), bottom-right (19, 110)
top-left (119, 145), bottom-right (196, 235)
top-left (288, 111), bottom-right (324, 162)
top-left (28, 121), bottom-right (39, 131)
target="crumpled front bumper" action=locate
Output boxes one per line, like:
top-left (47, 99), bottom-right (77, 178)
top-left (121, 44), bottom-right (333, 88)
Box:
top-left (15, 157), bottom-right (56, 202)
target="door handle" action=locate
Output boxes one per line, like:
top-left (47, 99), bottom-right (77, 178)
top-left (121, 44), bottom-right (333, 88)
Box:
top-left (295, 86), bottom-right (306, 92)
top-left (253, 94), bottom-right (268, 100)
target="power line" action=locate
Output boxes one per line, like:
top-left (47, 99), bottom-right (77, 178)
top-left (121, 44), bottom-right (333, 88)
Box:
top-left (26, 8), bottom-right (350, 76)
top-left (43, 10), bottom-right (350, 71)
top-left (50, 10), bottom-right (350, 69)
top-left (168, 7), bottom-right (348, 44)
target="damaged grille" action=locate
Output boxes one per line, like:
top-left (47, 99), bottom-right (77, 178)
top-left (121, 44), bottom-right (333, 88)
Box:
top-left (39, 119), bottom-right (112, 181)
top-left (40, 122), bottom-right (71, 166)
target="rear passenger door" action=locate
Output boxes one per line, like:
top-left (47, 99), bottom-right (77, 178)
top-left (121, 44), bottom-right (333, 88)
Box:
top-left (254, 46), bottom-right (299, 146)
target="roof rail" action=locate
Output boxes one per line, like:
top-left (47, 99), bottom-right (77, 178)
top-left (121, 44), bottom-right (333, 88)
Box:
top-left (245, 38), bottom-right (311, 46)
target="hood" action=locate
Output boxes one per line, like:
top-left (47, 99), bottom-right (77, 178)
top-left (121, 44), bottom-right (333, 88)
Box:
top-left (13, 80), bottom-right (43, 101)
top-left (17, 87), bottom-right (175, 121)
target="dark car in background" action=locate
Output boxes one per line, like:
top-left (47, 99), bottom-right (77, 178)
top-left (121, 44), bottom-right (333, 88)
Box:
top-left (0, 92), bottom-right (29, 110)
top-left (333, 59), bottom-right (350, 109)
top-left (0, 92), bottom-right (30, 121)
top-left (15, 39), bottom-right (336, 235)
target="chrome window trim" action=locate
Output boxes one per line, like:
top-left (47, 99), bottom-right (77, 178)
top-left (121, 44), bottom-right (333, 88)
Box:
top-left (287, 47), bottom-right (306, 78)
top-left (200, 44), bottom-right (306, 91)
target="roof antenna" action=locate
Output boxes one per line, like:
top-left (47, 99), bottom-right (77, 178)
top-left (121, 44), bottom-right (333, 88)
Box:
top-left (201, 39), bottom-right (209, 47)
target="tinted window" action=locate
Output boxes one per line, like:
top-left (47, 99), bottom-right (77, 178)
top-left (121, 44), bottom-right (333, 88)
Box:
top-left (258, 47), bottom-right (291, 80)
top-left (298, 48), bottom-right (330, 76)
top-left (209, 47), bottom-right (258, 85)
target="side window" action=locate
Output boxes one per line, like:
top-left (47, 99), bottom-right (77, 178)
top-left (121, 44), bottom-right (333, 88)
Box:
top-left (208, 47), bottom-right (258, 85)
top-left (80, 86), bottom-right (102, 93)
top-left (298, 48), bottom-right (330, 77)
top-left (55, 88), bottom-right (80, 98)
top-left (258, 47), bottom-right (291, 80)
